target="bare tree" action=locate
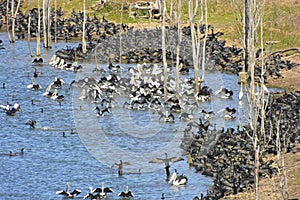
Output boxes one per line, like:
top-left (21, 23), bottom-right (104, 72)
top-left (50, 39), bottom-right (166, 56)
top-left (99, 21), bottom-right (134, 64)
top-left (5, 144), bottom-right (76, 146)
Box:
top-left (119, 1), bottom-right (124, 71)
top-left (161, 0), bottom-right (168, 103)
top-left (242, 1), bottom-right (270, 199)
top-left (189, 0), bottom-right (207, 95)
top-left (274, 118), bottom-right (288, 199)
top-left (43, 0), bottom-right (52, 48)
top-left (82, 0), bottom-right (87, 54)
top-left (54, 0), bottom-right (57, 44)
top-left (36, 0), bottom-right (41, 57)
top-left (27, 0), bottom-right (33, 56)
top-left (200, 0), bottom-right (208, 83)
top-left (7, 0), bottom-right (22, 43)
top-left (188, 0), bottom-right (199, 95)
top-left (175, 0), bottom-right (182, 99)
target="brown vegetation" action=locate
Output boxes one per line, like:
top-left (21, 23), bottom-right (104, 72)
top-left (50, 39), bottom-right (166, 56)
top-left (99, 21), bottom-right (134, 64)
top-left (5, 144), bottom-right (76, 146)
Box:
top-left (222, 145), bottom-right (300, 200)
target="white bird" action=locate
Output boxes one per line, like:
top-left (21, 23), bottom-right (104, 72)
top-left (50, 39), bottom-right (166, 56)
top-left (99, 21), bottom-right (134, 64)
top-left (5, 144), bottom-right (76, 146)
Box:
top-left (239, 82), bottom-right (244, 106)
top-left (118, 186), bottom-right (135, 198)
top-left (168, 170), bottom-right (188, 186)
top-left (94, 182), bottom-right (114, 198)
top-left (43, 83), bottom-right (54, 96)
top-left (56, 182), bottom-right (81, 198)
top-left (49, 54), bottom-right (57, 66)
top-left (27, 78), bottom-right (42, 90)
top-left (0, 103), bottom-right (10, 111)
top-left (83, 182), bottom-right (114, 199)
top-left (239, 83), bottom-right (243, 100)
top-left (52, 77), bottom-right (65, 89)
top-left (83, 186), bottom-right (96, 199)
top-left (0, 103), bottom-right (22, 116)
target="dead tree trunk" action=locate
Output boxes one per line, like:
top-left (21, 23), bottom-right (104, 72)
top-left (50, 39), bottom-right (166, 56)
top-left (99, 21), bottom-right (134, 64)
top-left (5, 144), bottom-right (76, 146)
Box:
top-left (27, 0), bottom-right (33, 56)
top-left (10, 0), bottom-right (15, 42)
top-left (119, 1), bottom-right (124, 69)
top-left (6, 0), bottom-right (11, 42)
top-left (243, 0), bottom-right (249, 73)
top-left (161, 0), bottom-right (168, 104)
top-left (82, 0), bottom-right (87, 54)
top-left (9, 0), bottom-right (21, 43)
top-left (200, 0), bottom-right (207, 83)
top-left (244, 1), bottom-right (267, 199)
top-left (169, 0), bottom-right (173, 27)
top-left (175, 0), bottom-right (182, 99)
top-left (54, 0), bottom-right (57, 44)
top-left (43, 0), bottom-right (52, 48)
top-left (36, 0), bottom-right (41, 57)
top-left (43, 0), bottom-right (46, 46)
top-left (188, 0), bottom-right (199, 95)
top-left (43, 0), bottom-right (51, 48)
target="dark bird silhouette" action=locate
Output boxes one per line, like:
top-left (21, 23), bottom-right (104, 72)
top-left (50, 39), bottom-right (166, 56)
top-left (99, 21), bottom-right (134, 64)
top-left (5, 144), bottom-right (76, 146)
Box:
top-left (112, 160), bottom-right (130, 176)
top-left (9, 148), bottom-right (25, 156)
top-left (26, 119), bottom-right (36, 129)
top-left (149, 153), bottom-right (184, 177)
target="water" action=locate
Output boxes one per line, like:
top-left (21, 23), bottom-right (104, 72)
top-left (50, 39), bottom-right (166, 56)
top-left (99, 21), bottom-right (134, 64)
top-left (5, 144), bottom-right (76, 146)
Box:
top-left (0, 31), bottom-right (251, 199)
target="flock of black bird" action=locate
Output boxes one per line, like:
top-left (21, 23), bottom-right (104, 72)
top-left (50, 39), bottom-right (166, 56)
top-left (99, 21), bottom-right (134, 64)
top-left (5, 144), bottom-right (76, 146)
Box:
top-left (1, 0), bottom-right (300, 199)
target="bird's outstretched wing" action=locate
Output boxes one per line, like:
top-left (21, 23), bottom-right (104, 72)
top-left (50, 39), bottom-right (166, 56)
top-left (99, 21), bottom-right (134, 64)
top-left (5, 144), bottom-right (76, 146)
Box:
top-left (149, 158), bottom-right (165, 163)
top-left (169, 156), bottom-right (184, 163)
top-left (104, 187), bottom-right (114, 193)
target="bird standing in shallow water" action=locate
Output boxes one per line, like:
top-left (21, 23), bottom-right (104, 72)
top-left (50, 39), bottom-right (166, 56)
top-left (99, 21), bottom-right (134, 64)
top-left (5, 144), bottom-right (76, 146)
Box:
top-left (112, 160), bottom-right (130, 176)
top-left (149, 153), bottom-right (184, 177)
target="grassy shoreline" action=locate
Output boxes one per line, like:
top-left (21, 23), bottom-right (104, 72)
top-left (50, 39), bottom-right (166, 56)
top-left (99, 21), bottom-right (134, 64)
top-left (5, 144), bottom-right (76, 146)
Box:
top-left (21, 0), bottom-right (300, 51)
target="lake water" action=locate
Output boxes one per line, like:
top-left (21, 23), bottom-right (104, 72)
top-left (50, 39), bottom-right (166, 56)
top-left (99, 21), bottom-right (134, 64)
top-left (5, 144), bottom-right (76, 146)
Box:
top-left (0, 31), bottom-right (248, 199)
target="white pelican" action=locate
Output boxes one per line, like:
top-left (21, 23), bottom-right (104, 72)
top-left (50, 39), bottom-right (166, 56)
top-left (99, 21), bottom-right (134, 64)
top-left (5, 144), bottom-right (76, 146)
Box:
top-left (168, 170), bottom-right (188, 186)
top-left (56, 182), bottom-right (81, 198)
top-left (94, 182), bottom-right (114, 198)
top-left (27, 78), bottom-right (42, 90)
top-left (118, 186), bottom-right (135, 198)
top-left (0, 103), bottom-right (22, 116)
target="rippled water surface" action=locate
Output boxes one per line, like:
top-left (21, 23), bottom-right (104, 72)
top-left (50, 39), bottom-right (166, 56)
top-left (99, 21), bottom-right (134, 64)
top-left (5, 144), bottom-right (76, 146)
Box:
top-left (0, 31), bottom-right (252, 199)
